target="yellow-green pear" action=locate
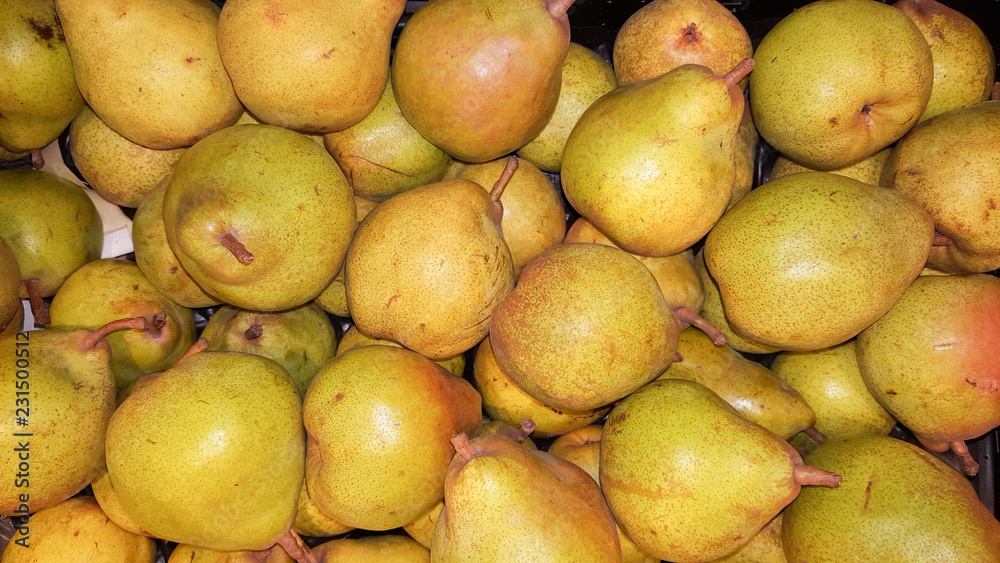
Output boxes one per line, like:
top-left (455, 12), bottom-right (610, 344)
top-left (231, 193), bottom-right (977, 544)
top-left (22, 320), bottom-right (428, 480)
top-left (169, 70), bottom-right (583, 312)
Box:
top-left (0, 237), bottom-right (20, 333)
top-left (91, 468), bottom-right (150, 537)
top-left (749, 0), bottom-right (933, 170)
top-left (478, 419), bottom-right (538, 450)
top-left (218, 0), bottom-right (407, 134)
top-left (311, 535), bottom-right (428, 562)
top-left (403, 501), bottom-right (443, 549)
top-left (324, 76), bottom-right (450, 201)
top-left (0, 147), bottom-right (29, 163)
top-left (313, 196), bottom-right (377, 318)
top-left (53, 0), bottom-right (242, 149)
top-left (729, 105), bottom-right (758, 210)
top-left (291, 481), bottom-right (354, 538)
top-left (167, 544), bottom-right (293, 563)
top-left (770, 148), bottom-right (891, 185)
top-left (0, 0), bottom-right (84, 153)
top-left (712, 514), bottom-right (786, 563)
top-left (517, 43), bottom-right (618, 172)
top-left (336, 324), bottom-right (465, 377)
top-left (0, 497), bottom-right (155, 563)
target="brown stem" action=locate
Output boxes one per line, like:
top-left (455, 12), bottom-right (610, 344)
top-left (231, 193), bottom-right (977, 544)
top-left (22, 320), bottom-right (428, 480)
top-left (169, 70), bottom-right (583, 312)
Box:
top-left (220, 232), bottom-right (254, 264)
top-left (147, 311), bottom-right (167, 338)
top-left (517, 419), bottom-right (536, 442)
top-left (171, 338), bottom-right (209, 368)
top-left (804, 427), bottom-right (828, 444)
top-left (490, 156), bottom-right (519, 203)
top-left (451, 433), bottom-right (478, 462)
top-left (932, 233), bottom-right (952, 246)
top-left (546, 0), bottom-right (575, 19)
top-left (274, 529), bottom-right (317, 563)
top-left (23, 278), bottom-right (49, 328)
top-left (81, 317), bottom-right (149, 350)
top-left (673, 352), bottom-right (684, 362)
top-left (673, 306), bottom-right (727, 346)
top-left (244, 323), bottom-right (263, 340)
top-left (793, 464), bottom-right (842, 487)
top-left (951, 441), bottom-right (979, 477)
top-left (724, 58), bottom-right (755, 88)
top-left (30, 149), bottom-right (44, 170)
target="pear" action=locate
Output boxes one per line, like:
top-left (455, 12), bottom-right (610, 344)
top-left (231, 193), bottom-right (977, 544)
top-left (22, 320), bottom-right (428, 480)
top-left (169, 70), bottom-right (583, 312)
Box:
top-left (311, 535), bottom-right (428, 562)
top-left (323, 75), bottom-right (451, 201)
top-left (0, 318), bottom-right (147, 516)
top-left (782, 435), bottom-right (1000, 561)
top-left (53, 0), bottom-right (242, 149)
top-left (0, 0), bottom-right (84, 153)
top-left (0, 497), bottom-right (155, 563)
top-left (561, 59), bottom-right (752, 257)
top-left (336, 324), bottom-right (465, 377)
top-left (291, 481), bottom-right (353, 539)
top-left (749, 0), bottom-right (933, 170)
top-left (600, 379), bottom-right (842, 562)
top-left (218, 0), bottom-right (406, 134)
top-left (564, 218), bottom-right (704, 314)
top-left (163, 124), bottom-right (356, 312)
top-left (711, 514), bottom-right (786, 563)
top-left (403, 500), bottom-right (443, 549)
top-left (0, 169), bottom-right (103, 327)
top-left (344, 159), bottom-right (516, 360)
top-left (0, 147), bottom-right (29, 163)
top-left (104, 351), bottom-right (305, 552)
top-left (856, 274), bottom-right (1000, 476)
top-left (769, 148), bottom-right (891, 185)
top-left (613, 0), bottom-right (753, 88)
top-left (0, 237), bottom-right (20, 333)
top-left (90, 468), bottom-right (149, 537)
top-left (303, 346), bottom-right (482, 531)
top-left (392, 0), bottom-right (573, 162)
top-left (48, 258), bottom-right (196, 388)
top-left (704, 171), bottom-right (934, 351)
top-left (313, 196), bottom-right (378, 318)
top-left (880, 101), bottom-right (1000, 273)
top-left (167, 544), bottom-right (292, 563)
top-left (444, 157), bottom-right (566, 277)
top-left (68, 105), bottom-right (186, 208)
top-left (729, 105), bottom-right (758, 210)
top-left (431, 432), bottom-right (621, 561)
top-left (657, 327), bottom-right (817, 440)
top-left (517, 42), bottom-right (618, 173)
top-left (478, 419), bottom-right (537, 450)
top-left (895, 0), bottom-right (995, 122)
top-left (473, 337), bottom-right (610, 438)
top-left (0, 305), bottom-right (23, 338)
top-left (201, 303), bottom-right (337, 395)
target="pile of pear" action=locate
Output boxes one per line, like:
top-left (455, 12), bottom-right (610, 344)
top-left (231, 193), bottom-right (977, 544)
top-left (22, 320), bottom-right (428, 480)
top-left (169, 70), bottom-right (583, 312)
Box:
top-left (1, 0), bottom-right (1000, 560)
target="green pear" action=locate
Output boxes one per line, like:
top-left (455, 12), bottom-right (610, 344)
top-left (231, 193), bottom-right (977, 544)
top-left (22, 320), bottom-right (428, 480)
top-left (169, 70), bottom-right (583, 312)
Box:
top-left (336, 324), bottom-right (465, 377)
top-left (311, 535), bottom-right (428, 562)
top-left (517, 42), bottom-right (618, 173)
top-left (402, 500), bottom-right (443, 549)
top-left (291, 481), bottom-right (353, 539)
top-left (711, 514), bottom-right (786, 563)
top-left (880, 101), bottom-right (1000, 273)
top-left (613, 0), bottom-right (752, 88)
top-left (201, 302), bottom-right (337, 395)
top-left (729, 105), bottom-right (758, 210)
top-left (0, 0), bottom-right (84, 153)
top-left (432, 432), bottom-right (621, 561)
top-left (782, 435), bottom-right (1000, 561)
top-left (562, 60), bottom-right (752, 257)
top-left (0, 169), bottom-right (103, 327)
top-left (600, 379), bottom-right (842, 562)
top-left (304, 346), bottom-right (481, 531)
top-left (0, 237), bottom-right (20, 333)
top-left (105, 351), bottom-right (304, 551)
top-left (90, 468), bottom-right (149, 537)
top-left (856, 274), bottom-right (1000, 476)
top-left (167, 544), bottom-right (292, 563)
top-left (162, 124), bottom-right (356, 312)
top-left (658, 327), bottom-right (817, 440)
top-left (1, 497), bottom-right (156, 563)
top-left (312, 196), bottom-right (378, 318)
top-left (704, 171), bottom-right (934, 351)
top-left (392, 0), bottom-right (573, 162)
top-left (770, 148), bottom-right (891, 185)
top-left (323, 75), bottom-right (450, 201)
top-left (749, 0), bottom-right (933, 170)
top-left (895, 0), bottom-right (995, 122)
top-left (68, 105), bottom-right (186, 208)
top-left (48, 258), bottom-right (196, 388)
top-left (53, 0), bottom-right (242, 149)
top-left (218, 0), bottom-right (407, 134)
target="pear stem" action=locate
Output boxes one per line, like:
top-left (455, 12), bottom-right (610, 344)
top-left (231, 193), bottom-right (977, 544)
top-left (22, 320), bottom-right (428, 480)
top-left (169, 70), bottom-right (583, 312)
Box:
top-left (932, 233), bottom-right (952, 246)
top-left (547, 0), bottom-right (575, 19)
top-left (23, 278), bottom-right (49, 328)
top-left (451, 433), bottom-right (478, 462)
top-left (674, 307), bottom-right (727, 346)
top-left (793, 464), bottom-right (842, 487)
top-left (147, 311), bottom-right (167, 338)
top-left (490, 156), bottom-right (519, 203)
top-left (950, 441), bottom-right (979, 477)
top-left (516, 419), bottom-right (536, 442)
top-left (673, 352), bottom-right (684, 362)
top-left (171, 338), bottom-right (209, 368)
top-left (724, 58), bottom-right (755, 88)
top-left (804, 427), bottom-right (828, 444)
top-left (220, 232), bottom-right (254, 264)
top-left (30, 149), bottom-right (44, 170)
top-left (244, 324), bottom-right (263, 340)
top-left (81, 317), bottom-right (149, 350)
top-left (274, 529), bottom-right (317, 563)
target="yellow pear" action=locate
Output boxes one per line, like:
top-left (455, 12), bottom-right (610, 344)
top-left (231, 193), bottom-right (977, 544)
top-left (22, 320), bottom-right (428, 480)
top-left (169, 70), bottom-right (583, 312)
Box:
top-left (729, 106), bottom-right (758, 210)
top-left (90, 467), bottom-right (150, 537)
top-left (291, 481), bottom-right (353, 538)
top-left (336, 324), bottom-right (465, 377)
top-left (711, 514), bottom-right (786, 563)
top-left (313, 196), bottom-right (378, 318)
top-left (0, 236), bottom-right (20, 333)
top-left (770, 148), bottom-right (891, 185)
top-left (402, 501), bottom-right (443, 549)
top-left (311, 535), bottom-right (428, 562)
top-left (167, 544), bottom-right (293, 563)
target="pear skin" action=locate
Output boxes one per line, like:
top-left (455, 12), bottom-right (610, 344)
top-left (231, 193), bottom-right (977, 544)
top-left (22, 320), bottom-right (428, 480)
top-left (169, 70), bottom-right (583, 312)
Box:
top-left (729, 105), bottom-right (758, 210)
top-left (336, 324), bottom-right (465, 377)
top-left (310, 535), bottom-right (427, 562)
top-left (167, 544), bottom-right (292, 563)
top-left (291, 481), bottom-right (353, 539)
top-left (770, 148), bottom-right (890, 185)
top-left (693, 249), bottom-right (779, 355)
top-left (403, 500), bottom-right (443, 549)
top-left (313, 196), bottom-right (378, 318)
top-left (712, 514), bottom-right (786, 563)
top-left (91, 468), bottom-right (151, 537)
top-left (0, 237), bottom-right (20, 332)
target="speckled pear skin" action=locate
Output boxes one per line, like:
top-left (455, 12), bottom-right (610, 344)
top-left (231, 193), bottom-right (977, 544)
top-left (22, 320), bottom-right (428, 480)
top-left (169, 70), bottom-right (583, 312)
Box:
top-left (311, 535), bottom-right (429, 562)
top-left (336, 324), bottom-right (466, 378)
top-left (613, 0), bottom-right (752, 88)
top-left (657, 327), bottom-right (816, 440)
top-left (769, 148), bottom-right (891, 186)
top-left (704, 171), bottom-right (934, 351)
top-left (783, 435), bottom-right (1000, 561)
top-left (895, 0), bottom-right (995, 123)
top-left (105, 352), bottom-right (304, 551)
top-left (166, 543), bottom-right (292, 563)
top-left (303, 346), bottom-right (482, 531)
top-left (880, 101), bottom-right (1000, 274)
top-left (0, 329), bottom-right (116, 515)
top-left (561, 63), bottom-right (742, 257)
top-left (392, 0), bottom-right (570, 163)
top-left (0, 0), bottom-right (84, 153)
top-left (712, 513), bottom-right (786, 563)
top-left (749, 0), bottom-right (933, 171)
top-left (0, 236), bottom-right (20, 332)
top-left (291, 481), bottom-right (354, 539)
top-left (90, 468), bottom-right (149, 537)
top-left (600, 379), bottom-right (807, 563)
top-left (489, 243), bottom-right (679, 411)
top-left (729, 106), bottom-right (758, 211)
top-left (402, 500), bottom-right (443, 549)
top-left (431, 433), bottom-right (622, 562)
top-left (517, 43), bottom-right (618, 173)
top-left (856, 275), bottom-right (1000, 445)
